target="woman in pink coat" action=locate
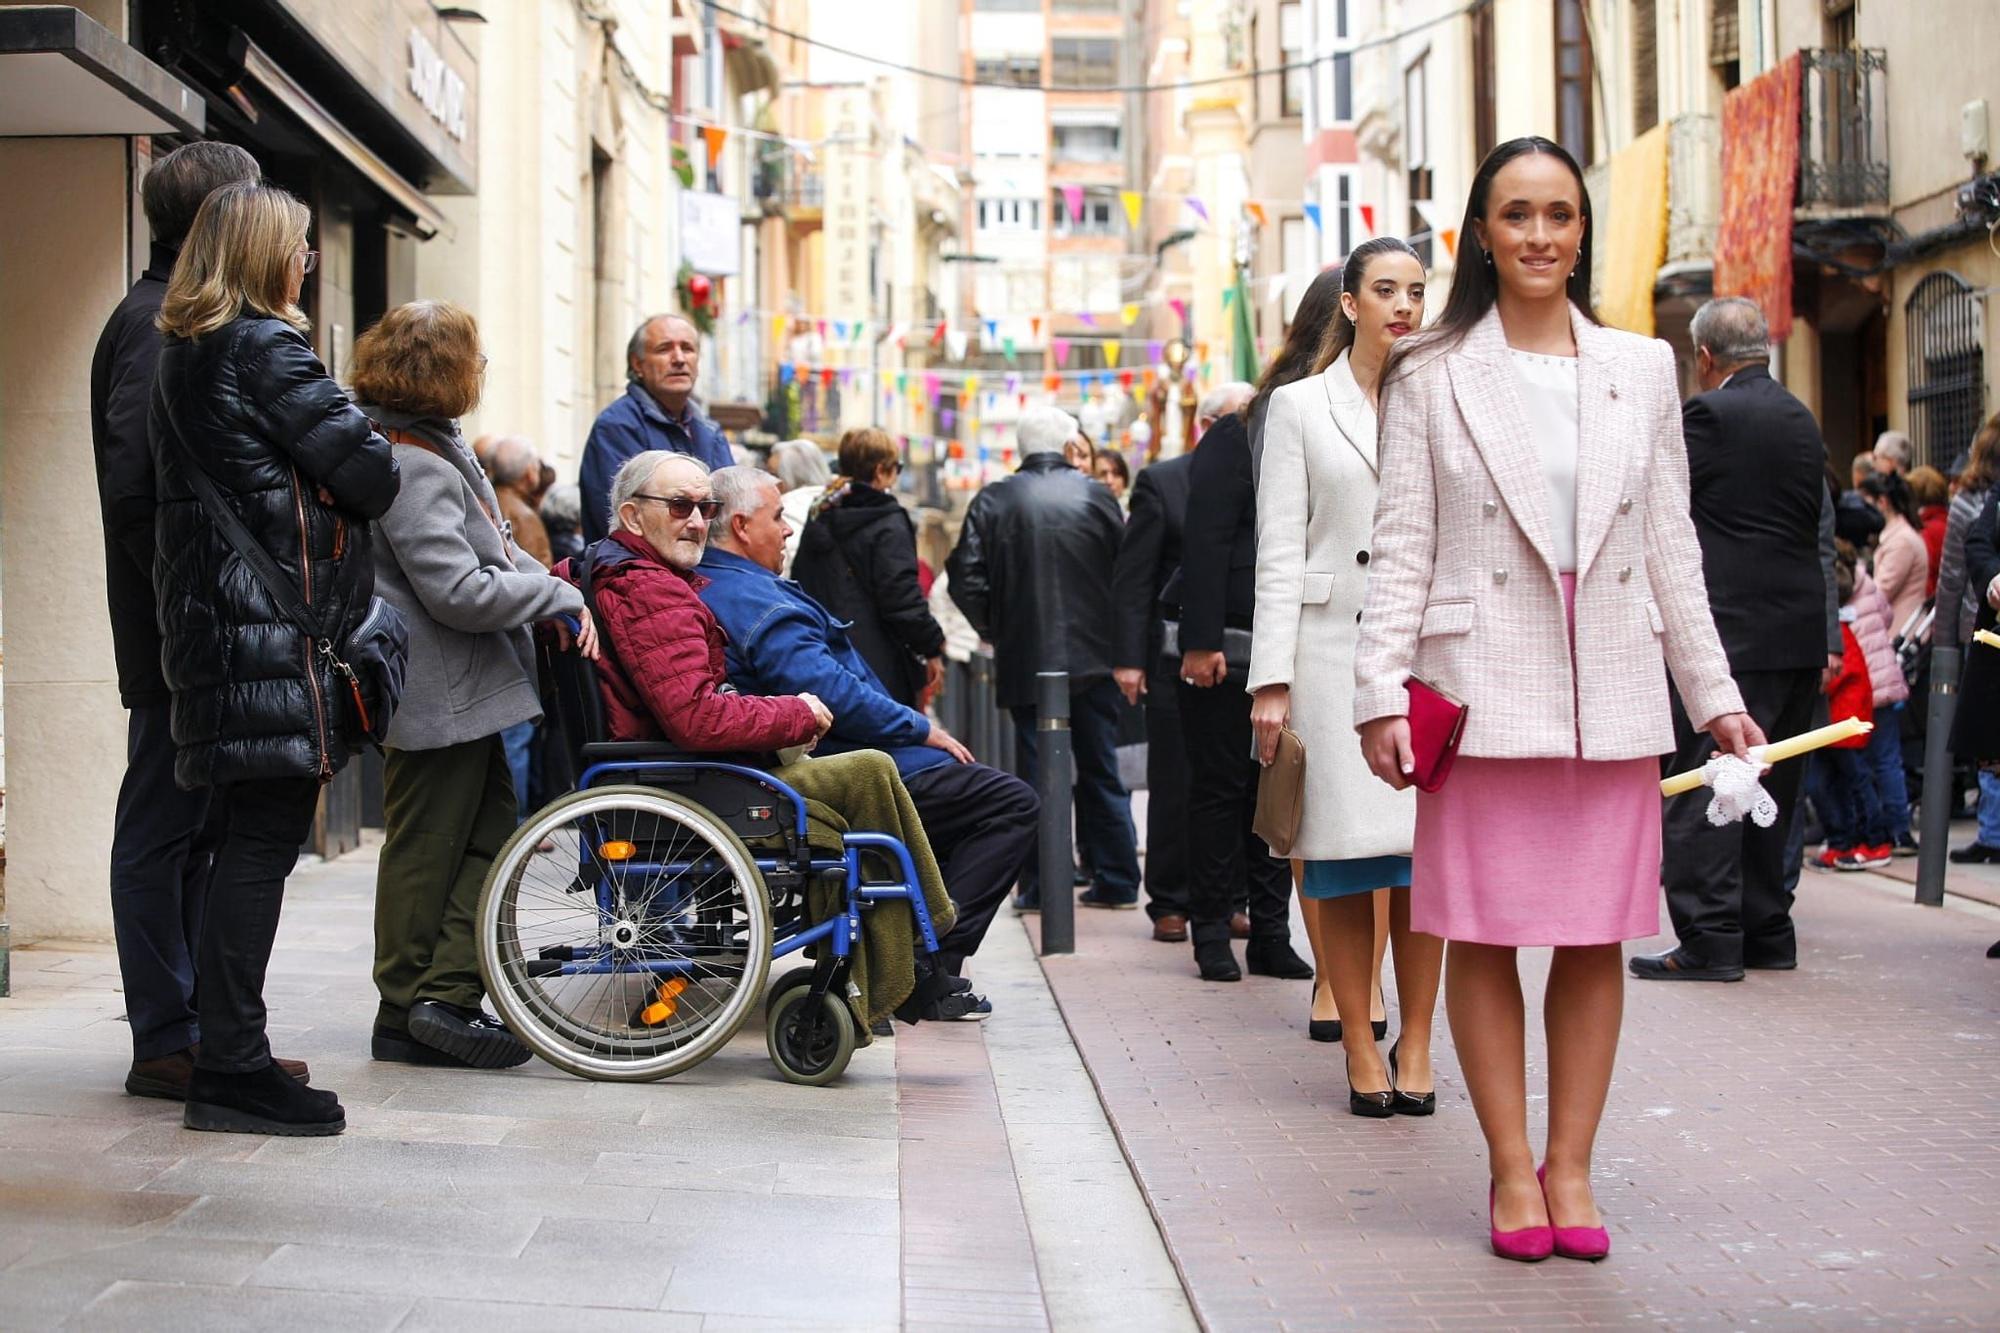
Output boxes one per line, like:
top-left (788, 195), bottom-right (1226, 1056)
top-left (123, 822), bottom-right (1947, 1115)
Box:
top-left (1353, 138), bottom-right (1761, 1262)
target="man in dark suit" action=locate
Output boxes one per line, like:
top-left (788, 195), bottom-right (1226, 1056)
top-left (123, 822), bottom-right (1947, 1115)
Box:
top-left (1635, 297), bottom-right (1843, 983)
top-left (1113, 384), bottom-right (1258, 942)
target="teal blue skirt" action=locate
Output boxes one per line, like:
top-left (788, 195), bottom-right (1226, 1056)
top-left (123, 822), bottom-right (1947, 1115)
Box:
top-left (1300, 855), bottom-right (1412, 900)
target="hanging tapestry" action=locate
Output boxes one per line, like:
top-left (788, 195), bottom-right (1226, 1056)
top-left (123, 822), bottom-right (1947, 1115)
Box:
top-left (1715, 53), bottom-right (1801, 341)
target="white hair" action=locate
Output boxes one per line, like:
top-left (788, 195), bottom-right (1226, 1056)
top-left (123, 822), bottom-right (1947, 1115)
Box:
top-left (1197, 381), bottom-right (1255, 423)
top-left (770, 438), bottom-right (831, 490)
top-left (1690, 297), bottom-right (1771, 366)
top-left (1873, 430), bottom-right (1913, 471)
top-left (1017, 405), bottom-right (1080, 457)
top-left (608, 449), bottom-right (708, 525)
top-left (707, 464), bottom-right (779, 545)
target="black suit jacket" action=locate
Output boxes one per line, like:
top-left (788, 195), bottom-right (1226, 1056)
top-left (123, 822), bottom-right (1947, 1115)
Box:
top-left (1682, 364), bottom-right (1828, 673)
top-left (1111, 452), bottom-right (1194, 695)
top-left (1168, 412), bottom-right (1258, 652)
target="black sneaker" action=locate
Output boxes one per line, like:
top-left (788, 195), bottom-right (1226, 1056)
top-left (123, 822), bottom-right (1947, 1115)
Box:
top-left (184, 1063), bottom-right (344, 1137)
top-left (1893, 834), bottom-right (1920, 858)
top-left (1949, 841), bottom-right (2000, 864)
top-left (1077, 889), bottom-right (1139, 910)
top-left (371, 1025), bottom-right (476, 1068)
top-left (406, 1000), bottom-right (534, 1070)
top-left (921, 990), bottom-right (993, 1021)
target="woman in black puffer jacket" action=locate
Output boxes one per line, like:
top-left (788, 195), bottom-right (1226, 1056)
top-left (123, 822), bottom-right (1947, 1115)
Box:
top-left (151, 181), bottom-right (399, 1137)
top-left (794, 427), bottom-right (946, 708)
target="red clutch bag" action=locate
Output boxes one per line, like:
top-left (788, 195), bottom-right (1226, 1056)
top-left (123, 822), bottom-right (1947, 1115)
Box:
top-left (1404, 677), bottom-right (1468, 793)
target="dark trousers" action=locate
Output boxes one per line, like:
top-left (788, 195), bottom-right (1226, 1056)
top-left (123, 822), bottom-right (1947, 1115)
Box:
top-left (1807, 746), bottom-right (1891, 850)
top-left (111, 704), bottom-right (228, 1060)
top-left (1141, 700), bottom-right (1192, 920)
top-left (1009, 679), bottom-right (1142, 902)
top-left (195, 777), bottom-right (321, 1072)
top-left (1177, 680), bottom-right (1292, 947)
top-left (905, 760), bottom-right (1039, 972)
top-left (375, 736), bottom-right (518, 1032)
top-left (1663, 669), bottom-right (1820, 968)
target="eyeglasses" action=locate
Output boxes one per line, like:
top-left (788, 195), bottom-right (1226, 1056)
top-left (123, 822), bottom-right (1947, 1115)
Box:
top-left (299, 249), bottom-right (319, 274)
top-left (632, 492), bottom-right (722, 520)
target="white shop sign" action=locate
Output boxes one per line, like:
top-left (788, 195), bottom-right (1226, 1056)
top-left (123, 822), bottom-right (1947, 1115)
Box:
top-left (407, 28), bottom-right (467, 143)
top-left (680, 189), bottom-right (742, 276)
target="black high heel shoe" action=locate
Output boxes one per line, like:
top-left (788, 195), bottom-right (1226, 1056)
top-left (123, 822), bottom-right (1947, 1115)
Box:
top-left (1372, 1018), bottom-right (1389, 1041)
top-left (1386, 1041), bottom-right (1435, 1116)
top-left (1346, 1054), bottom-right (1395, 1118)
top-left (1309, 981), bottom-right (1341, 1042)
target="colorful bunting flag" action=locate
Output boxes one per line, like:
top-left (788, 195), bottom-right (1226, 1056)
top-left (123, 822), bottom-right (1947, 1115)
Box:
top-left (1052, 337), bottom-right (1071, 367)
top-left (1440, 227), bottom-right (1458, 257)
top-left (772, 314), bottom-right (789, 345)
top-left (1303, 202), bottom-right (1322, 232)
top-left (1412, 199), bottom-right (1447, 237)
top-left (1146, 340), bottom-right (1162, 364)
top-left (1169, 297), bottom-right (1188, 327)
top-left (816, 319), bottom-right (828, 340)
top-left (1246, 200), bottom-right (1268, 228)
top-left (983, 318), bottom-right (997, 343)
top-left (1061, 184), bottom-right (1084, 226)
top-left (1120, 191), bottom-right (1143, 230)
top-left (1221, 287), bottom-right (1237, 310)
top-left (964, 375), bottom-right (980, 397)
top-left (1002, 336), bottom-right (1016, 362)
top-left (1103, 341), bottom-right (1121, 368)
top-left (702, 125), bottom-right (727, 168)
top-left (1359, 203), bottom-right (1377, 237)
top-left (1185, 196), bottom-right (1209, 223)
top-left (1120, 303), bottom-right (1140, 327)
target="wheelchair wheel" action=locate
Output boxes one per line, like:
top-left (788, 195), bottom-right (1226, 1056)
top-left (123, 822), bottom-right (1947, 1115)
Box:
top-left (765, 976), bottom-right (857, 1087)
top-left (478, 784), bottom-right (773, 1082)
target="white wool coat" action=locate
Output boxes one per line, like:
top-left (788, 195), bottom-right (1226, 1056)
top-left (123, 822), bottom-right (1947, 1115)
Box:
top-left (1248, 351), bottom-right (1416, 861)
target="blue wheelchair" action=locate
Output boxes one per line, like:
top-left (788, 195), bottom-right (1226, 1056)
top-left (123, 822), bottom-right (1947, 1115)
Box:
top-left (475, 640), bottom-right (943, 1085)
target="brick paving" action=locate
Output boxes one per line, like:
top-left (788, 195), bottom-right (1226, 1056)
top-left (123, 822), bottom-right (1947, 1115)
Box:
top-left (1029, 875), bottom-right (2000, 1330)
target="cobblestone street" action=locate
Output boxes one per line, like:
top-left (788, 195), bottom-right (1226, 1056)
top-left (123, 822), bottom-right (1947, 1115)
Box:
top-left (1031, 867), bottom-right (2000, 1330)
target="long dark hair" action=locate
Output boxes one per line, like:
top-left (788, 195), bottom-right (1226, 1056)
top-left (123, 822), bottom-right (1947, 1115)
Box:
top-left (1861, 470), bottom-right (1919, 525)
top-left (1403, 136), bottom-right (1597, 364)
top-left (1246, 266), bottom-right (1346, 423)
top-left (1310, 236), bottom-right (1423, 374)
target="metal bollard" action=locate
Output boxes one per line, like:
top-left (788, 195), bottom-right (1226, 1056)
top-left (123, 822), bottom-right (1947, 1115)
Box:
top-left (1915, 645), bottom-right (1959, 907)
top-left (1036, 670), bottom-right (1075, 955)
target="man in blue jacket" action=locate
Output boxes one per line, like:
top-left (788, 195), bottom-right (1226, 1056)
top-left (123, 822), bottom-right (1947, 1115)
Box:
top-left (698, 466), bottom-right (1038, 983)
top-left (580, 313), bottom-right (734, 542)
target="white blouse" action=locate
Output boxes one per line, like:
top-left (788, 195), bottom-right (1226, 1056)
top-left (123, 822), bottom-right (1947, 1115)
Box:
top-left (1509, 348), bottom-right (1581, 573)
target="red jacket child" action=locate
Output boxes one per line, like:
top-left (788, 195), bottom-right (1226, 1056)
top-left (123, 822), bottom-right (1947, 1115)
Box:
top-left (1825, 607), bottom-right (1875, 748)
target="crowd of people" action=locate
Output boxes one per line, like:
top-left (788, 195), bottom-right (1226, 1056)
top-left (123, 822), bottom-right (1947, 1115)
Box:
top-left (88, 136), bottom-right (1996, 1259)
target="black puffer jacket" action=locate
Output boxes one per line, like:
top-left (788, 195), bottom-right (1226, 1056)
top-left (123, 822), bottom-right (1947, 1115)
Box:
top-left (794, 482), bottom-right (945, 707)
top-left (151, 316), bottom-right (399, 789)
top-left (946, 453), bottom-right (1124, 709)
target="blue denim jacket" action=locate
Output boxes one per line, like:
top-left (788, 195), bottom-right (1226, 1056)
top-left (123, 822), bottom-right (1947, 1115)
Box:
top-left (695, 548), bottom-right (951, 779)
top-left (579, 384), bottom-right (735, 541)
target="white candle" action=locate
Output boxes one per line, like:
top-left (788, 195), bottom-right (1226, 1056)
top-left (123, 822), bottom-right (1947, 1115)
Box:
top-left (1660, 717), bottom-right (1873, 797)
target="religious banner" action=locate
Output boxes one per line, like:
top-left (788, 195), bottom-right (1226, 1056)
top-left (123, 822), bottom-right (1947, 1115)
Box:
top-left (1715, 53), bottom-right (1801, 341)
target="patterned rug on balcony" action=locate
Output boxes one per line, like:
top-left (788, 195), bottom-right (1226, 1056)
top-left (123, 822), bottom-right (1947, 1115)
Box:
top-left (1715, 52), bottom-right (1801, 340)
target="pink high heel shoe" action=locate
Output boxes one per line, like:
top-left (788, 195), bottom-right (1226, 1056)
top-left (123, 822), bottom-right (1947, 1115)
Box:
top-left (1488, 1181), bottom-right (1554, 1262)
top-left (1537, 1164), bottom-right (1611, 1261)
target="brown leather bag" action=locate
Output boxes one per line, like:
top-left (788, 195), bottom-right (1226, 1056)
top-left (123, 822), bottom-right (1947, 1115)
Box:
top-left (1252, 727), bottom-right (1307, 856)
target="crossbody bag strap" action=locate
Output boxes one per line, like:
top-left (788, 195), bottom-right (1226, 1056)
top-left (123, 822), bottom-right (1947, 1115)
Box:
top-left (156, 377), bottom-right (330, 643)
top-left (377, 425), bottom-right (505, 538)
top-left (577, 539), bottom-right (637, 686)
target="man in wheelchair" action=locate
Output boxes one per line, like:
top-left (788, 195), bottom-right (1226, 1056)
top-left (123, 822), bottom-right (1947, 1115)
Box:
top-left (695, 465), bottom-right (1037, 984)
top-left (567, 449), bottom-right (989, 1024)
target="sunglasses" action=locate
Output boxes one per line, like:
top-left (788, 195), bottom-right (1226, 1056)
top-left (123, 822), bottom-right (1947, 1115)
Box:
top-left (632, 492), bottom-right (722, 521)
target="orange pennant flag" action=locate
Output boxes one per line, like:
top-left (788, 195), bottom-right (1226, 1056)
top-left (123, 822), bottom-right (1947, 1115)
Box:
top-left (1103, 341), bottom-right (1121, 368)
top-left (1440, 227), bottom-right (1459, 257)
top-left (1245, 200), bottom-right (1268, 228)
top-left (1030, 316), bottom-right (1042, 339)
top-left (702, 125), bottom-right (727, 169)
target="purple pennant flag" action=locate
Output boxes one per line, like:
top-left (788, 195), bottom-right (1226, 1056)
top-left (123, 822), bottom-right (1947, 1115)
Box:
top-left (1147, 340), bottom-right (1162, 364)
top-left (1005, 372), bottom-right (1021, 394)
top-left (941, 408), bottom-right (956, 430)
top-left (1186, 195), bottom-right (1209, 223)
top-left (1078, 312), bottom-right (1098, 328)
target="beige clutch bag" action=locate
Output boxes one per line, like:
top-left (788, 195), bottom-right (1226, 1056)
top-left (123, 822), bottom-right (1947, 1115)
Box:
top-left (1252, 728), bottom-right (1306, 856)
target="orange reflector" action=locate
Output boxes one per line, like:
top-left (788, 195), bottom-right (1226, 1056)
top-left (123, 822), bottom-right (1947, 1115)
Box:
top-left (639, 998), bottom-right (677, 1025)
top-left (600, 840), bottom-right (636, 861)
top-left (659, 978), bottom-right (687, 999)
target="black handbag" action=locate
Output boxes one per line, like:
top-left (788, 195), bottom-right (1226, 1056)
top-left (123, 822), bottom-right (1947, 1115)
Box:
top-left (158, 393), bottom-right (408, 749)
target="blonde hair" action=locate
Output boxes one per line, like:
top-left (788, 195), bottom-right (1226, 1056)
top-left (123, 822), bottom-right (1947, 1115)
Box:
top-left (158, 181), bottom-right (311, 340)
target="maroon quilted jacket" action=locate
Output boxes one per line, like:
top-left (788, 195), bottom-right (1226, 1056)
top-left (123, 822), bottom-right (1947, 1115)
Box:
top-left (563, 529), bottom-right (816, 752)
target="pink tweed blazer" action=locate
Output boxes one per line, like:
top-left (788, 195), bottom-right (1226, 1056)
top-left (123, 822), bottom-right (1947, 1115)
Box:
top-left (1353, 306), bottom-right (1743, 761)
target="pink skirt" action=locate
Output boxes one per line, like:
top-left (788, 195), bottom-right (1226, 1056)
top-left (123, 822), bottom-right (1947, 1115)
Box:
top-left (1409, 573), bottom-right (1663, 947)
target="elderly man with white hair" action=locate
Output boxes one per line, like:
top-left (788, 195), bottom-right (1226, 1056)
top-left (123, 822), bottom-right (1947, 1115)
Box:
top-left (947, 405), bottom-right (1140, 911)
top-left (767, 438), bottom-right (832, 576)
top-left (1109, 381), bottom-right (1255, 944)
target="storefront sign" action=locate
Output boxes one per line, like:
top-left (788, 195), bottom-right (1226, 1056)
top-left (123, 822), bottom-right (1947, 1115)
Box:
top-left (406, 28), bottom-right (467, 143)
top-left (680, 189), bottom-right (742, 276)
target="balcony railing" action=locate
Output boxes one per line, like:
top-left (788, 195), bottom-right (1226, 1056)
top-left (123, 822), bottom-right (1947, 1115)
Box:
top-left (1798, 48), bottom-right (1888, 212)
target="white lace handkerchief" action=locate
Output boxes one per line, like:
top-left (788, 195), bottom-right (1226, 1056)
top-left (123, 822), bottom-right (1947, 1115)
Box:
top-left (1698, 754), bottom-right (1778, 828)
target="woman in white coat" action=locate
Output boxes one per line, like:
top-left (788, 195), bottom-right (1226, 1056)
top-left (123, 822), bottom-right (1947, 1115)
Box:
top-left (1250, 237), bottom-right (1443, 1119)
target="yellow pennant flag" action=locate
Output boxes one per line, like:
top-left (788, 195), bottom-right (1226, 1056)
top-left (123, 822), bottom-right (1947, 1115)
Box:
top-left (771, 314), bottom-right (787, 345)
top-left (964, 374), bottom-right (980, 398)
top-left (1120, 191), bottom-right (1142, 231)
top-left (1103, 341), bottom-right (1121, 368)
top-left (1120, 303), bottom-right (1140, 327)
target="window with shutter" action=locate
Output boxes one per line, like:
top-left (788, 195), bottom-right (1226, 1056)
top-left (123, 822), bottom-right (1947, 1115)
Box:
top-left (1633, 0), bottom-right (1658, 134)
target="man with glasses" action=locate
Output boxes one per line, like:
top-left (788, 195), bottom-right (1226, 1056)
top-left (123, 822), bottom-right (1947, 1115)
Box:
top-left (580, 313), bottom-right (734, 543)
top-left (564, 451), bottom-right (982, 1025)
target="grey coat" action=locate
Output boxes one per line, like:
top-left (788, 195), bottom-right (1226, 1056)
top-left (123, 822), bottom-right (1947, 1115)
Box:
top-left (359, 407), bottom-right (583, 751)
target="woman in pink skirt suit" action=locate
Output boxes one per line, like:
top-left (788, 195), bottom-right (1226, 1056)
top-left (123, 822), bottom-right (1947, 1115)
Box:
top-left (1352, 138), bottom-right (1763, 1262)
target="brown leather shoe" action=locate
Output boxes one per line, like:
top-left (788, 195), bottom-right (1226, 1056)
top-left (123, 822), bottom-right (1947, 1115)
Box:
top-left (127, 1047), bottom-right (311, 1101)
top-left (1152, 914), bottom-right (1189, 943)
top-left (1229, 912), bottom-right (1251, 940)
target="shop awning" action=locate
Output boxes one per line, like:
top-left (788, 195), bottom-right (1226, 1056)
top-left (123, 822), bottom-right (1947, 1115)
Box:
top-left (239, 39), bottom-right (448, 239)
top-left (724, 33), bottom-right (781, 97)
top-left (0, 6), bottom-right (204, 137)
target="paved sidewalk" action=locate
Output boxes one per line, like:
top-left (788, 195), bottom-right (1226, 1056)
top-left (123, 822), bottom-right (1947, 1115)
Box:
top-left (1030, 872), bottom-right (2000, 1330)
top-left (0, 842), bottom-right (1187, 1331)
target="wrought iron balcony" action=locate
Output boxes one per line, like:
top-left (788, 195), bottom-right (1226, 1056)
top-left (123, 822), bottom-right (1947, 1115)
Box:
top-left (1798, 48), bottom-right (1888, 213)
